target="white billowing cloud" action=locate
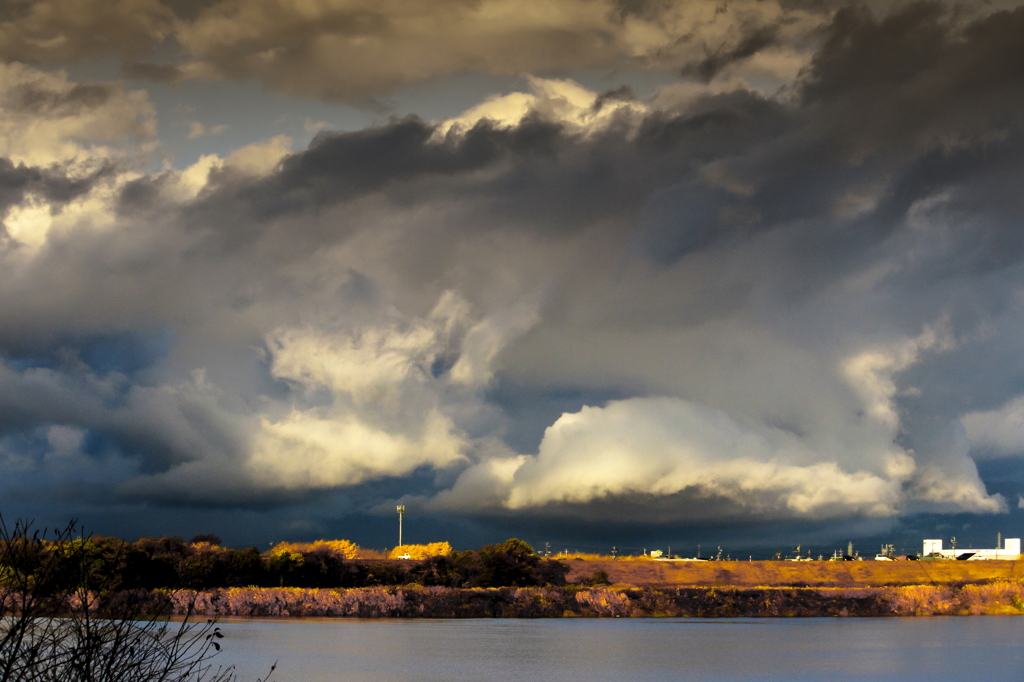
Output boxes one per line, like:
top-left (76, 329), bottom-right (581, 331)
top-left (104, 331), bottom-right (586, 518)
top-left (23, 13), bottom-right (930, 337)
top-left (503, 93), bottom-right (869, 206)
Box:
top-left (4, 196), bottom-right (56, 250)
top-left (839, 325), bottom-right (1003, 513)
top-left (907, 419), bottom-right (1005, 512)
top-left (3, 170), bottom-right (137, 252)
top-left (221, 134), bottom-right (292, 175)
top-left (245, 290), bottom-right (536, 490)
top-left (434, 77), bottom-right (648, 139)
top-left (428, 442), bottom-right (526, 510)
top-left (268, 289), bottom-right (536, 401)
top-left (486, 397), bottom-right (907, 518)
top-left (248, 408), bottom-right (466, 488)
top-left (429, 321), bottom-right (1005, 519)
top-left (450, 300), bottom-right (540, 387)
top-left (841, 325), bottom-right (952, 431)
top-left (268, 323), bottom-right (438, 405)
top-left (0, 62), bottom-right (155, 166)
top-left (168, 153), bottom-right (223, 201)
top-left (165, 134), bottom-right (293, 201)
top-left (963, 396), bottom-right (1024, 457)
top-left (267, 290), bottom-right (468, 403)
top-left (0, 63), bottom-right (153, 255)
top-left (911, 465), bottom-right (1006, 513)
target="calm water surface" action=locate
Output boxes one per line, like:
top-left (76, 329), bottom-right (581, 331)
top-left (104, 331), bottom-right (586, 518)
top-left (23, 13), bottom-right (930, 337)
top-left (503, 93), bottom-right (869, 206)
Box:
top-left (216, 617), bottom-right (1024, 682)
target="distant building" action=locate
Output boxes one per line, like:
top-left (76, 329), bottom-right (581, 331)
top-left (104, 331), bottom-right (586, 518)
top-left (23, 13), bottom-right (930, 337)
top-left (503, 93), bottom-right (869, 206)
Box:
top-left (923, 538), bottom-right (1021, 560)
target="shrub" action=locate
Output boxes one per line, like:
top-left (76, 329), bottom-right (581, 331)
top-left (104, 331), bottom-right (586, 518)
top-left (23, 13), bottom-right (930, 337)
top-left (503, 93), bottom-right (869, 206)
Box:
top-left (389, 542), bottom-right (454, 559)
top-left (581, 570), bottom-right (612, 586)
top-left (268, 539), bottom-right (360, 560)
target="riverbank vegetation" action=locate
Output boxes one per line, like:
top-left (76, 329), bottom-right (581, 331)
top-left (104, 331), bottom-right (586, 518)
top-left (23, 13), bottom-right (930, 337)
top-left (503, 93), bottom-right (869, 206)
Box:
top-left (166, 582), bottom-right (1024, 618)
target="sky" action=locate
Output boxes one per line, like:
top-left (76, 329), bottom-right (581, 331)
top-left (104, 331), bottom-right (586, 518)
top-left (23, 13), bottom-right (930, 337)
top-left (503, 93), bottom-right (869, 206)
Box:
top-left (3, 0), bottom-right (1024, 557)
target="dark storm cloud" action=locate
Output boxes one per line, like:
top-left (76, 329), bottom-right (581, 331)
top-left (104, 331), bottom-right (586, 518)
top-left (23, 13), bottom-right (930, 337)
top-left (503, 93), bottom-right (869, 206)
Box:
top-left (0, 0), bottom-right (172, 65)
top-left (0, 159), bottom-right (114, 219)
top-left (1, 1), bottom-right (831, 100)
top-left (0, 355), bottom-right (248, 466)
top-left (182, 92), bottom-right (798, 262)
top-left (10, 82), bottom-right (111, 115)
top-left (681, 24), bottom-right (781, 82)
top-left (177, 2), bottom-right (1024, 284)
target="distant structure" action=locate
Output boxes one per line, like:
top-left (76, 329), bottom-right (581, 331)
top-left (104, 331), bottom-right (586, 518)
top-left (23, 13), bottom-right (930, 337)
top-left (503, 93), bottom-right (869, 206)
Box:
top-left (922, 537), bottom-right (1021, 560)
top-left (396, 504), bottom-right (405, 546)
top-left (874, 544), bottom-right (896, 561)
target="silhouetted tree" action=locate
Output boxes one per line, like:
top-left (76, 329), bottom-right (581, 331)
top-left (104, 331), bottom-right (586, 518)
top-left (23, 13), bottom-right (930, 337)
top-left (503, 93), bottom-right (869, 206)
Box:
top-left (0, 516), bottom-right (273, 682)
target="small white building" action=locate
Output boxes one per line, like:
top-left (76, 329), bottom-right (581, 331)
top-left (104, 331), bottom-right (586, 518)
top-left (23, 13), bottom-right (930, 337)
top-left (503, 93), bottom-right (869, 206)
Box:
top-left (922, 538), bottom-right (1021, 560)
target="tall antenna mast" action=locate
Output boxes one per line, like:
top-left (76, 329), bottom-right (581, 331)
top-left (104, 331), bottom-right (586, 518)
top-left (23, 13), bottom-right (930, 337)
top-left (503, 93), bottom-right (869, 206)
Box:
top-left (396, 504), bottom-right (405, 547)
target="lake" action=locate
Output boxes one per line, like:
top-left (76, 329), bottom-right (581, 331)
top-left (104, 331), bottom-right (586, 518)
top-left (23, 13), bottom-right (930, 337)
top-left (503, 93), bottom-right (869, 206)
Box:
top-left (214, 616), bottom-right (1024, 682)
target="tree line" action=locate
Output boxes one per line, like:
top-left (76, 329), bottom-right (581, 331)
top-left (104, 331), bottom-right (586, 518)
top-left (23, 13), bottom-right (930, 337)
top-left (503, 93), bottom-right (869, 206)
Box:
top-left (12, 532), bottom-right (569, 592)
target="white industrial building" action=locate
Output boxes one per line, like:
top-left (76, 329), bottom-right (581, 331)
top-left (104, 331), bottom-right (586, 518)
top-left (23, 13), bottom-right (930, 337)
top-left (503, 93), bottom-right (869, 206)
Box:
top-left (922, 537), bottom-right (1021, 560)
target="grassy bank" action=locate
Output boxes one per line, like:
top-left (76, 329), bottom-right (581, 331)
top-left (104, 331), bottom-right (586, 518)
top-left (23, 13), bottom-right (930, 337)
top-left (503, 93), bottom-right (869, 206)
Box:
top-left (167, 582), bottom-right (1024, 618)
top-left (563, 559), bottom-right (1024, 587)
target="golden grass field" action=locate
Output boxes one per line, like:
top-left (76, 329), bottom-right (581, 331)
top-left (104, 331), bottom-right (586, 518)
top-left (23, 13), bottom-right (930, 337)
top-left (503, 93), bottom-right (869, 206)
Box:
top-left (564, 559), bottom-right (1024, 587)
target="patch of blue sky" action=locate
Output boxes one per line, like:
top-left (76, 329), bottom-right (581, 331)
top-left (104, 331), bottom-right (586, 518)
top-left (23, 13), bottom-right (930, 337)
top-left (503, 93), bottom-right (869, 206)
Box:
top-left (1, 329), bottom-right (173, 396)
top-left (62, 56), bottom-right (373, 169)
top-left (77, 329), bottom-right (175, 378)
top-left (79, 428), bottom-right (121, 460)
top-left (63, 57), bottom-right (682, 171)
top-left (0, 427), bottom-right (50, 464)
top-left (0, 428), bottom-right (81, 499)
top-left (4, 355), bottom-right (53, 372)
top-left (484, 381), bottom-right (633, 453)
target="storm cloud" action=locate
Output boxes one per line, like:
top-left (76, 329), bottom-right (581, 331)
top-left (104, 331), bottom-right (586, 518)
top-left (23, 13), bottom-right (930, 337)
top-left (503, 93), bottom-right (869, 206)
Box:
top-left (2, 1), bottom-right (1024, 550)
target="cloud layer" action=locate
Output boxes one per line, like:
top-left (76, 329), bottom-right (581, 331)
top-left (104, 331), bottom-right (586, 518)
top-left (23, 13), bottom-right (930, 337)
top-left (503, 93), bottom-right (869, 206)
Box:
top-left (3, 0), bottom-right (825, 101)
top-left (2, 1), bottom-right (1024, 546)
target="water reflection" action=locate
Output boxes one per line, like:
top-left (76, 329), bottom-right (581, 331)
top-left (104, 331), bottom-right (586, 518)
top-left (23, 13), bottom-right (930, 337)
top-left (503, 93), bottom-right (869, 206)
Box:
top-left (216, 617), bottom-right (1024, 682)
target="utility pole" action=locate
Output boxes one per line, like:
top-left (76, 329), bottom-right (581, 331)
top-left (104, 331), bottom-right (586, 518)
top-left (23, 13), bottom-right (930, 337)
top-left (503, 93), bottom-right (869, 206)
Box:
top-left (396, 504), bottom-right (405, 547)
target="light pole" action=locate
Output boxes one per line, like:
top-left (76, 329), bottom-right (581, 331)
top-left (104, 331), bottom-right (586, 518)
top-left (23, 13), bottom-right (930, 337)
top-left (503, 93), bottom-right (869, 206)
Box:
top-left (396, 505), bottom-right (405, 547)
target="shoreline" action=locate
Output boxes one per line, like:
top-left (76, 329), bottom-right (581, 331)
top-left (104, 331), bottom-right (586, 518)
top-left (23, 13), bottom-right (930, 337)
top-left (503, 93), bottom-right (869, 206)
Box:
top-left (168, 582), bottom-right (1024, 619)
